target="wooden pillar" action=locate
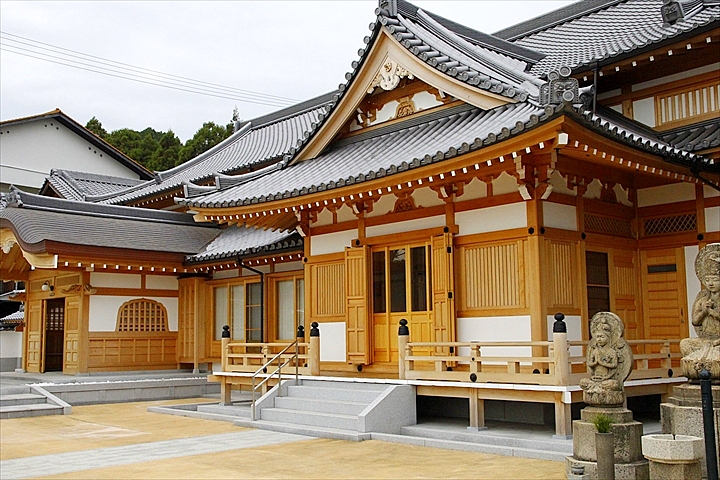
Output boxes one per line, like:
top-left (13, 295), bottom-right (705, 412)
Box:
top-left (552, 314), bottom-right (569, 386)
top-left (309, 322), bottom-right (320, 376)
top-left (220, 326), bottom-right (231, 405)
top-left (527, 198), bottom-right (548, 363)
top-left (468, 388), bottom-right (486, 430)
top-left (398, 319), bottom-right (409, 380)
top-left (554, 392), bottom-right (572, 438)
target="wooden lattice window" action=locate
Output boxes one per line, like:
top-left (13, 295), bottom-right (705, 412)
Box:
top-left (643, 213), bottom-right (696, 236)
top-left (116, 299), bottom-right (168, 332)
top-left (584, 214), bottom-right (634, 238)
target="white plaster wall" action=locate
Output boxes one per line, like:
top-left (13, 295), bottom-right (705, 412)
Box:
top-left (704, 185), bottom-right (720, 198)
top-left (0, 121), bottom-right (142, 190)
top-left (584, 179), bottom-right (603, 200)
top-left (275, 261), bottom-right (303, 273)
top-left (412, 90), bottom-right (444, 110)
top-left (90, 273), bottom-right (141, 289)
top-left (337, 204), bottom-right (355, 223)
top-left (313, 208), bottom-right (334, 227)
top-left (366, 194), bottom-right (396, 218)
top-left (213, 269), bottom-right (239, 280)
top-left (685, 245), bottom-right (701, 339)
top-left (461, 177), bottom-right (488, 201)
top-left (366, 215), bottom-right (445, 238)
top-left (412, 186), bottom-right (445, 207)
top-left (456, 203), bottom-right (527, 236)
top-left (546, 315), bottom-right (584, 357)
top-left (705, 207), bottom-right (720, 233)
top-left (548, 169), bottom-right (576, 196)
top-left (456, 316), bottom-right (532, 359)
top-left (242, 265), bottom-right (271, 276)
top-left (637, 182), bottom-right (696, 208)
top-left (543, 202), bottom-right (577, 231)
top-left (0, 331), bottom-right (22, 358)
top-left (318, 321), bottom-right (346, 362)
top-left (89, 296), bottom-right (178, 332)
top-left (311, 229), bottom-right (357, 256)
top-left (609, 104), bottom-right (623, 113)
top-left (146, 275), bottom-right (178, 290)
top-left (597, 89), bottom-right (622, 101)
top-left (632, 97), bottom-right (656, 127)
top-left (492, 171), bottom-right (518, 195)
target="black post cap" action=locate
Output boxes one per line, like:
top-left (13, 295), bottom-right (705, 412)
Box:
top-left (398, 319), bottom-right (409, 336)
top-left (553, 313), bottom-right (567, 333)
top-left (297, 325), bottom-right (305, 338)
top-left (222, 325), bottom-right (230, 338)
top-left (310, 321), bottom-right (320, 337)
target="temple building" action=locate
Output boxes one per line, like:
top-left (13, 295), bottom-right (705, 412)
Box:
top-left (1, 0), bottom-right (718, 435)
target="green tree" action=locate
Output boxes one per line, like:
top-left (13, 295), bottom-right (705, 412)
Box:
top-left (177, 121), bottom-right (233, 166)
top-left (148, 130), bottom-right (182, 171)
top-left (85, 117), bottom-right (107, 138)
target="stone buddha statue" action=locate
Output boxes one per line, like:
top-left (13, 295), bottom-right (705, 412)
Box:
top-left (580, 311), bottom-right (634, 406)
top-left (680, 243), bottom-right (720, 381)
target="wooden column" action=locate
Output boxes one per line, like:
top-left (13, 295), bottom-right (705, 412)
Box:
top-left (309, 322), bottom-right (320, 376)
top-left (398, 319), bottom-right (409, 380)
top-left (468, 388), bottom-right (486, 430)
top-left (220, 326), bottom-right (231, 405)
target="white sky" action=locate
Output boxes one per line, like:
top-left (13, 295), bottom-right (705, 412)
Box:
top-left (1, 1), bottom-right (575, 142)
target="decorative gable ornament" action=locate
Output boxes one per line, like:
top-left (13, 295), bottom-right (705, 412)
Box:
top-left (368, 58), bottom-right (415, 94)
top-left (540, 66), bottom-right (579, 106)
top-left (661, 0), bottom-right (704, 26)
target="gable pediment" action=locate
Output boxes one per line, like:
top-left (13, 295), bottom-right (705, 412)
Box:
top-left (295, 29), bottom-right (525, 162)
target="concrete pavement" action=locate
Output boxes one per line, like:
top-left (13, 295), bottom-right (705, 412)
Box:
top-left (0, 399), bottom-right (567, 479)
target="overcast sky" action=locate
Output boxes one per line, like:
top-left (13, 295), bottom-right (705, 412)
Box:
top-left (1, 1), bottom-right (575, 142)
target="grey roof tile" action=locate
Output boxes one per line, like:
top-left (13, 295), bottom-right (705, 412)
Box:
top-left (660, 118), bottom-right (720, 151)
top-left (43, 169), bottom-right (145, 201)
top-left (506, 0), bottom-right (720, 75)
top-left (188, 226), bottom-right (302, 263)
top-left (0, 190), bottom-right (219, 254)
top-left (178, 102), bottom-right (548, 209)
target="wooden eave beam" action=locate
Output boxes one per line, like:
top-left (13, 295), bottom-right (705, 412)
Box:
top-left (191, 118), bottom-right (565, 223)
top-left (47, 242), bottom-right (187, 266)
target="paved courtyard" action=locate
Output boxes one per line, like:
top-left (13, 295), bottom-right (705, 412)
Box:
top-left (0, 398), bottom-right (567, 479)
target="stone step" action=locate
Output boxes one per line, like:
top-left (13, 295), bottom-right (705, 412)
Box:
top-left (196, 403), bottom-right (251, 418)
top-left (373, 432), bottom-right (571, 462)
top-left (274, 396), bottom-right (369, 416)
top-left (0, 403), bottom-right (64, 419)
top-left (0, 393), bottom-right (48, 407)
top-left (401, 424), bottom-right (573, 455)
top-left (233, 417), bottom-right (371, 442)
top-left (0, 386), bottom-right (31, 396)
top-left (260, 407), bottom-right (359, 431)
top-left (286, 385), bottom-right (383, 403)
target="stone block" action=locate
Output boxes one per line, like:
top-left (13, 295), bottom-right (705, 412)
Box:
top-left (565, 457), bottom-right (649, 480)
top-left (641, 434), bottom-right (703, 463)
top-left (649, 461), bottom-right (701, 480)
top-left (572, 419), bottom-right (644, 463)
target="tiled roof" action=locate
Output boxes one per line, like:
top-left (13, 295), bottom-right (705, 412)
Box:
top-left (660, 118), bottom-right (720, 151)
top-left (42, 169), bottom-right (145, 201)
top-left (1, 109), bottom-right (153, 180)
top-left (95, 92), bottom-right (336, 205)
top-left (178, 101), bottom-right (548, 209)
top-left (0, 310), bottom-right (24, 324)
top-left (501, 0), bottom-right (720, 76)
top-left (188, 226), bottom-right (302, 264)
top-left (0, 189), bottom-right (219, 255)
top-left (375, 0), bottom-right (543, 101)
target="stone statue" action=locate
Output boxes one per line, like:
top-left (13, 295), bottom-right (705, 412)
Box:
top-left (580, 312), bottom-right (634, 406)
top-left (680, 243), bottom-right (720, 381)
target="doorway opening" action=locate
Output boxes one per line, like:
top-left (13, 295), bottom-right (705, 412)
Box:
top-left (44, 298), bottom-right (65, 372)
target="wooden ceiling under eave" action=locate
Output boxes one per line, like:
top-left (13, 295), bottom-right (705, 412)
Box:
top-left (0, 243), bottom-right (31, 281)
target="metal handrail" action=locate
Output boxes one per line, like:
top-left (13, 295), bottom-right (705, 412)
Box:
top-left (250, 339), bottom-right (300, 420)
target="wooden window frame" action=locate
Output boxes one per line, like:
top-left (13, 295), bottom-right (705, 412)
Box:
top-left (371, 242), bottom-right (432, 315)
top-left (269, 273), bottom-right (305, 342)
top-left (210, 279), bottom-right (262, 342)
top-left (116, 298), bottom-right (168, 332)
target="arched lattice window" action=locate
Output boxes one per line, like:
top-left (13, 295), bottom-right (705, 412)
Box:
top-left (116, 299), bottom-right (168, 332)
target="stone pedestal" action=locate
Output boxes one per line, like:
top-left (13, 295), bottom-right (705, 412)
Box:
top-left (642, 434), bottom-right (703, 480)
top-left (566, 407), bottom-right (649, 479)
top-left (660, 383), bottom-right (720, 479)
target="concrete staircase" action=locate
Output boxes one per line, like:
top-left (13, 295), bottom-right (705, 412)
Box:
top-left (0, 385), bottom-right (71, 419)
top-left (234, 379), bottom-right (416, 441)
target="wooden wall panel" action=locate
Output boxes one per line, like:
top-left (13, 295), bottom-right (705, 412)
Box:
top-left (63, 295), bottom-right (81, 373)
top-left (431, 234), bottom-right (455, 344)
top-left (345, 247), bottom-right (371, 365)
top-left (640, 248), bottom-right (688, 341)
top-left (88, 332), bottom-right (177, 371)
top-left (310, 261), bottom-right (346, 318)
top-left (612, 250), bottom-right (639, 341)
top-left (548, 241), bottom-right (578, 309)
top-left (25, 299), bottom-right (43, 373)
top-left (458, 239), bottom-right (526, 315)
top-left (177, 278), bottom-right (197, 363)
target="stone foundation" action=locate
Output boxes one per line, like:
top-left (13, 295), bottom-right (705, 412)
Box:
top-left (566, 406), bottom-right (649, 480)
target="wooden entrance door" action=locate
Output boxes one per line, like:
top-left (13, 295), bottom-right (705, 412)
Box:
top-left (640, 248), bottom-right (689, 341)
top-left (371, 243), bottom-right (433, 363)
top-left (44, 298), bottom-right (65, 372)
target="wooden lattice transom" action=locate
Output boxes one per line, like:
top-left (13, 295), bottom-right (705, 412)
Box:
top-left (116, 298), bottom-right (168, 332)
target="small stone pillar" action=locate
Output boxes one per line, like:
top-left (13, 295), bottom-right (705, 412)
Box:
top-left (398, 319), bottom-right (409, 380)
top-left (642, 434), bottom-right (703, 480)
top-left (220, 325), bottom-right (232, 405)
top-left (309, 322), bottom-right (320, 376)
